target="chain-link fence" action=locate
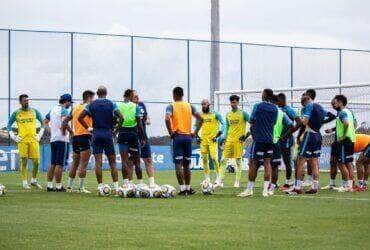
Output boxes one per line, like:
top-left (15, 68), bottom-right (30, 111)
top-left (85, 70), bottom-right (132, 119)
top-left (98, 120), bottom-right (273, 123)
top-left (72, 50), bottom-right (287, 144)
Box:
top-left (1, 28), bottom-right (370, 145)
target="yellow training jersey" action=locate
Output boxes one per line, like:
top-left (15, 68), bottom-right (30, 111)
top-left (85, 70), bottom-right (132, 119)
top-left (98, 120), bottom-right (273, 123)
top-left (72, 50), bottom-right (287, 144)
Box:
top-left (199, 111), bottom-right (224, 144)
top-left (224, 109), bottom-right (249, 142)
top-left (7, 108), bottom-right (43, 142)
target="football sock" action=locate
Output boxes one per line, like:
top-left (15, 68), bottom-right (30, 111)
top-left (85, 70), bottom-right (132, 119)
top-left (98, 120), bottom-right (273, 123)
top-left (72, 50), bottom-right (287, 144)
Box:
top-left (330, 179), bottom-right (335, 186)
top-left (56, 183), bottom-right (62, 189)
top-left (47, 182), bottom-right (53, 188)
top-left (20, 158), bottom-right (27, 181)
top-left (113, 182), bottom-right (119, 190)
top-left (179, 185), bottom-right (185, 191)
top-left (212, 156), bottom-right (220, 175)
top-left (263, 181), bottom-right (269, 192)
top-left (202, 154), bottom-right (210, 175)
top-left (98, 183), bottom-right (103, 190)
top-left (307, 175), bottom-right (312, 182)
top-left (123, 179), bottom-right (129, 185)
top-left (285, 179), bottom-right (291, 185)
top-left (235, 158), bottom-right (242, 182)
top-left (348, 180), bottom-right (353, 189)
top-left (22, 180), bottom-right (28, 186)
top-left (79, 178), bottom-right (85, 189)
top-left (185, 185), bottom-right (191, 191)
top-left (219, 159), bottom-right (227, 180)
top-left (247, 181), bottom-right (254, 190)
top-left (138, 179), bottom-right (143, 184)
top-left (31, 177), bottom-right (37, 183)
top-left (269, 183), bottom-right (276, 191)
top-left (149, 177), bottom-right (155, 186)
top-left (32, 160), bottom-right (39, 179)
top-left (68, 177), bottom-right (74, 188)
top-left (295, 180), bottom-right (302, 190)
top-left (313, 180), bottom-right (319, 190)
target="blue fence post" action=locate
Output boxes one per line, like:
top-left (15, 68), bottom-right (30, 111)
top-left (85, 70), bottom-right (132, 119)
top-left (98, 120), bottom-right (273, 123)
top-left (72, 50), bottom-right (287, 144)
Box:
top-left (131, 36), bottom-right (134, 89)
top-left (290, 47), bottom-right (294, 107)
top-left (187, 39), bottom-right (190, 102)
top-left (339, 49), bottom-right (342, 94)
top-left (70, 32), bottom-right (74, 97)
top-left (7, 30), bottom-right (11, 146)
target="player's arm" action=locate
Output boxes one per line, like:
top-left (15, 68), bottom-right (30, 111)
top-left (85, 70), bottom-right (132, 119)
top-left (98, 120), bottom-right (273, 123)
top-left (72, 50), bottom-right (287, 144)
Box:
top-left (192, 105), bottom-right (203, 137)
top-left (165, 104), bottom-right (174, 138)
top-left (60, 107), bottom-right (72, 135)
top-left (322, 108), bottom-right (336, 124)
top-left (325, 127), bottom-right (336, 134)
top-left (135, 105), bottom-right (146, 146)
top-left (113, 103), bottom-right (124, 132)
top-left (248, 104), bottom-right (258, 133)
top-left (239, 110), bottom-right (251, 142)
top-left (62, 111), bottom-right (72, 135)
top-left (339, 111), bottom-right (349, 142)
top-left (78, 105), bottom-right (92, 131)
top-left (221, 117), bottom-right (229, 144)
top-left (35, 109), bottom-right (45, 141)
top-left (213, 111), bottom-right (225, 141)
top-left (280, 113), bottom-right (294, 140)
top-left (7, 111), bottom-right (21, 142)
top-left (301, 103), bottom-right (312, 126)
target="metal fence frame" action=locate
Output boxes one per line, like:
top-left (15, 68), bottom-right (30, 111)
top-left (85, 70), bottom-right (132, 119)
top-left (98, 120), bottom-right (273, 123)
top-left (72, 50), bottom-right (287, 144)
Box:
top-left (1, 28), bottom-right (370, 142)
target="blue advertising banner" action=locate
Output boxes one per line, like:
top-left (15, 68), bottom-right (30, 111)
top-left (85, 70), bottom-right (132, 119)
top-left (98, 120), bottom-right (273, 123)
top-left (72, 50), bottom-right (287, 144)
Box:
top-left (0, 144), bottom-right (335, 173)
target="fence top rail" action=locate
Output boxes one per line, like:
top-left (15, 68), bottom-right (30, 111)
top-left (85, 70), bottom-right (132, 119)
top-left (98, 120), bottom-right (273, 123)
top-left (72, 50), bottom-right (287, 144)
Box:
top-left (1, 28), bottom-right (370, 53)
top-left (214, 82), bottom-right (370, 95)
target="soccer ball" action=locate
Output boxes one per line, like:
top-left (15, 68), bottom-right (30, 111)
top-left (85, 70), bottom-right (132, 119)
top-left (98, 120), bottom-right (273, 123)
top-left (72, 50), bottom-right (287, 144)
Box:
top-left (0, 184), bottom-right (5, 196)
top-left (98, 184), bottom-right (111, 196)
top-left (118, 185), bottom-right (136, 198)
top-left (136, 184), bottom-right (150, 198)
top-left (201, 180), bottom-right (214, 195)
top-left (149, 186), bottom-right (162, 198)
top-left (161, 184), bottom-right (176, 198)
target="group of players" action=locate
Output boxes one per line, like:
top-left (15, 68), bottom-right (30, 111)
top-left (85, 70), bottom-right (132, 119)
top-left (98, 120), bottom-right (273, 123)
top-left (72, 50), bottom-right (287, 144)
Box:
top-left (4, 85), bottom-right (370, 197)
top-left (7, 86), bottom-right (156, 194)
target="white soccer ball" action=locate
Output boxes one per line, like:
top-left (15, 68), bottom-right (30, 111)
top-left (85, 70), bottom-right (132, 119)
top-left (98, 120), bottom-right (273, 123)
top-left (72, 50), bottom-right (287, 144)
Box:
top-left (149, 186), bottom-right (163, 198)
top-left (201, 180), bottom-right (214, 195)
top-left (0, 184), bottom-right (5, 196)
top-left (160, 184), bottom-right (176, 198)
top-left (135, 184), bottom-right (150, 198)
top-left (98, 184), bottom-right (111, 196)
top-left (118, 185), bottom-right (136, 198)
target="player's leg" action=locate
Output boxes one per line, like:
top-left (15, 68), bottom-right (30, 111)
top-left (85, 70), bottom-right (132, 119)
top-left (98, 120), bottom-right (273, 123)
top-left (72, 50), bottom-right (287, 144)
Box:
top-left (364, 157), bottom-right (369, 190)
top-left (105, 137), bottom-right (119, 193)
top-left (281, 138), bottom-right (293, 188)
top-left (131, 135), bottom-right (143, 184)
top-left (269, 143), bottom-right (281, 194)
top-left (238, 142), bottom-right (258, 197)
top-left (201, 143), bottom-right (211, 182)
top-left (183, 135), bottom-right (194, 195)
top-left (29, 141), bottom-right (42, 189)
top-left (67, 152), bottom-right (80, 192)
top-left (218, 140), bottom-right (233, 187)
top-left (78, 148), bottom-right (91, 193)
top-left (261, 143), bottom-right (273, 197)
top-left (234, 142), bottom-right (243, 187)
top-left (94, 153), bottom-right (103, 188)
top-left (337, 139), bottom-right (354, 192)
top-left (18, 141), bottom-right (30, 189)
top-left (141, 143), bottom-right (156, 187)
top-left (209, 142), bottom-right (220, 183)
top-left (54, 142), bottom-right (67, 192)
top-left (172, 135), bottom-right (186, 194)
top-left (47, 142), bottom-right (57, 191)
top-left (356, 153), bottom-right (365, 188)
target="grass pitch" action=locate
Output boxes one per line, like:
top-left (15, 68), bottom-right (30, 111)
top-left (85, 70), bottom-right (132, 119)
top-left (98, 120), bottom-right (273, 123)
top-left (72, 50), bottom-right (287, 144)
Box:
top-left (0, 170), bottom-right (369, 249)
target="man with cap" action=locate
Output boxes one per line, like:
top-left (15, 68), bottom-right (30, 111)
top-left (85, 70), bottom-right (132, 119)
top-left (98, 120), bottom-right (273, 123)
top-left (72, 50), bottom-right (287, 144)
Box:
top-left (44, 93), bottom-right (73, 192)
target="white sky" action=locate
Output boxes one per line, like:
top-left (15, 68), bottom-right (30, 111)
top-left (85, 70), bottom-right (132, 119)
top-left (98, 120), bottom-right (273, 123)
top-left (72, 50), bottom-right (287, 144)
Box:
top-left (0, 0), bottom-right (369, 50)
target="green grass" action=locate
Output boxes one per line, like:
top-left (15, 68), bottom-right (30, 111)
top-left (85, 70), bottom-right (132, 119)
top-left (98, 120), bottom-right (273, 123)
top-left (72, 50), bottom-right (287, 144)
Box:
top-left (0, 171), bottom-right (369, 249)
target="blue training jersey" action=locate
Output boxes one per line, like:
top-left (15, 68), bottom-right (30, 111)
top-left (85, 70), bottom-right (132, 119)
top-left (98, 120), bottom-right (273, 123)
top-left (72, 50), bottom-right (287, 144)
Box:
top-left (280, 105), bottom-right (297, 135)
top-left (138, 101), bottom-right (148, 137)
top-left (301, 102), bottom-right (327, 132)
top-left (250, 101), bottom-right (279, 143)
top-left (85, 98), bottom-right (118, 133)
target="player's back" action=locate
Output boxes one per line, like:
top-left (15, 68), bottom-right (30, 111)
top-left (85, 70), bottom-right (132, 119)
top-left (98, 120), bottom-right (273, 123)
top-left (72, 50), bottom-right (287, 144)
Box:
top-left (89, 98), bottom-right (115, 132)
top-left (171, 101), bottom-right (192, 135)
top-left (306, 102), bottom-right (326, 132)
top-left (251, 102), bottom-right (278, 143)
top-left (354, 134), bottom-right (370, 153)
top-left (72, 103), bottom-right (92, 136)
top-left (48, 105), bottom-right (69, 142)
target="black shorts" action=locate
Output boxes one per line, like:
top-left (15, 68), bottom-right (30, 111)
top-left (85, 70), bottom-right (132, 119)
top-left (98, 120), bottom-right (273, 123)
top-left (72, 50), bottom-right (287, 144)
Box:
top-left (72, 135), bottom-right (92, 154)
top-left (51, 141), bottom-right (68, 166)
top-left (330, 141), bottom-right (339, 159)
top-left (249, 141), bottom-right (273, 160)
top-left (338, 138), bottom-right (354, 164)
top-left (272, 143), bottom-right (282, 167)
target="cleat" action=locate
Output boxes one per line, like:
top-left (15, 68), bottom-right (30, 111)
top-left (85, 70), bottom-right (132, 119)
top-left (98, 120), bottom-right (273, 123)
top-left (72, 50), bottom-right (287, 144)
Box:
top-left (262, 190), bottom-right (269, 197)
top-left (78, 188), bottom-right (91, 194)
top-left (305, 189), bottom-right (318, 194)
top-left (30, 181), bottom-right (42, 190)
top-left (237, 189), bottom-right (253, 197)
top-left (267, 190), bottom-right (274, 196)
top-left (234, 180), bottom-right (240, 188)
top-left (286, 188), bottom-right (302, 195)
top-left (214, 180), bottom-right (224, 188)
top-left (302, 180), bottom-right (312, 188)
top-left (56, 187), bottom-right (66, 192)
top-left (66, 187), bottom-right (74, 193)
top-left (337, 186), bottom-right (351, 193)
top-left (321, 185), bottom-right (336, 190)
top-left (280, 184), bottom-right (293, 191)
top-left (187, 188), bottom-right (196, 195)
top-left (178, 190), bottom-right (187, 196)
top-left (23, 184), bottom-right (31, 190)
top-left (47, 187), bottom-right (55, 192)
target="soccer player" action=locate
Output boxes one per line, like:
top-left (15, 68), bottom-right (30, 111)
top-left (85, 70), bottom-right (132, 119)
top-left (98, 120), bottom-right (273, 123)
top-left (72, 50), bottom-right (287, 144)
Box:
top-left (329, 95), bottom-right (357, 192)
top-left (7, 94), bottom-right (44, 189)
top-left (63, 90), bottom-right (95, 193)
top-left (165, 86), bottom-right (202, 195)
top-left (354, 133), bottom-right (370, 190)
top-left (117, 89), bottom-right (146, 188)
top-left (78, 86), bottom-right (123, 194)
top-left (130, 90), bottom-right (157, 187)
top-left (45, 94), bottom-right (73, 192)
top-left (238, 89), bottom-right (291, 197)
top-left (194, 99), bottom-right (224, 184)
top-left (276, 93), bottom-right (301, 189)
top-left (288, 94), bottom-right (331, 195)
top-left (218, 95), bottom-right (249, 188)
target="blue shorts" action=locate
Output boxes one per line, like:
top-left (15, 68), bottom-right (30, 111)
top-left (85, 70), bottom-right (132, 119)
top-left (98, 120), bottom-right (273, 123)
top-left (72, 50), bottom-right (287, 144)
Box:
top-left (172, 134), bottom-right (192, 164)
top-left (279, 136), bottom-right (294, 150)
top-left (338, 138), bottom-right (354, 164)
top-left (92, 132), bottom-right (115, 156)
top-left (141, 143), bottom-right (152, 158)
top-left (118, 130), bottom-right (141, 155)
top-left (249, 141), bottom-right (273, 160)
top-left (272, 143), bottom-right (282, 167)
top-left (51, 141), bottom-right (68, 166)
top-left (299, 132), bottom-right (322, 158)
top-left (365, 144), bottom-right (370, 158)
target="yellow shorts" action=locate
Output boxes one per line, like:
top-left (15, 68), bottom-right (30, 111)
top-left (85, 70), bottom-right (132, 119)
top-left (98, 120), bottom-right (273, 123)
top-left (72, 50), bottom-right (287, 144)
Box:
top-left (200, 142), bottom-right (218, 159)
top-left (222, 140), bottom-right (244, 159)
top-left (18, 140), bottom-right (40, 159)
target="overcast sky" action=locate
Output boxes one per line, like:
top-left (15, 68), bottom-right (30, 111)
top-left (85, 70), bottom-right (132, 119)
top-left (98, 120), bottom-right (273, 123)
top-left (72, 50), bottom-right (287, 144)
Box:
top-left (1, 0), bottom-right (370, 50)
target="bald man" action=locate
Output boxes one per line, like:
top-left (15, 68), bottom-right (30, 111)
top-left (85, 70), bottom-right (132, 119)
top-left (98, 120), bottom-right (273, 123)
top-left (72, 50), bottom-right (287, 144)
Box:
top-left (79, 86), bottom-right (123, 194)
top-left (194, 99), bottom-right (224, 184)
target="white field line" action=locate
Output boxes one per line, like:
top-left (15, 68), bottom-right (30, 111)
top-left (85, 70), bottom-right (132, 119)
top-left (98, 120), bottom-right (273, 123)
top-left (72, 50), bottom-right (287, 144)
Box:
top-left (273, 194), bottom-right (370, 201)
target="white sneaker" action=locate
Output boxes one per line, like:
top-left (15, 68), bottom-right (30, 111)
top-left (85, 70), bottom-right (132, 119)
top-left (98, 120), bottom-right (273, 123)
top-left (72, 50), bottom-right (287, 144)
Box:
top-left (234, 180), bottom-right (240, 188)
top-left (237, 189), bottom-right (253, 197)
top-left (262, 190), bottom-right (269, 197)
top-left (214, 180), bottom-right (224, 188)
top-left (79, 188), bottom-right (91, 194)
top-left (23, 183), bottom-right (31, 190)
top-left (302, 180), bottom-right (312, 187)
top-left (338, 186), bottom-right (352, 193)
top-left (30, 181), bottom-right (42, 190)
top-left (267, 189), bottom-right (274, 196)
